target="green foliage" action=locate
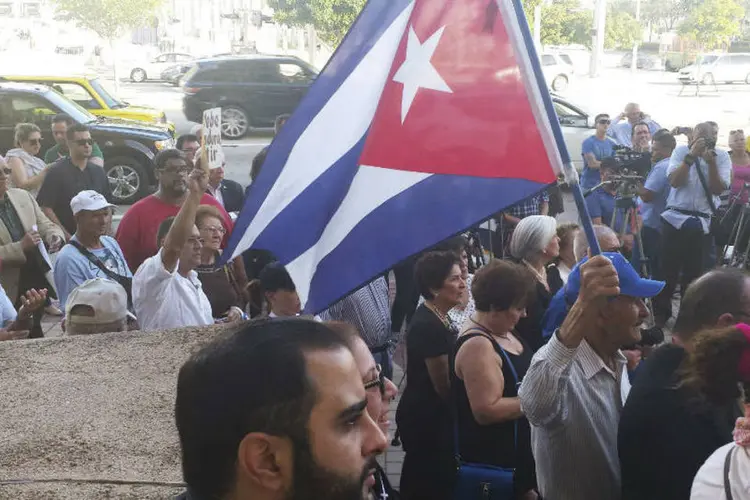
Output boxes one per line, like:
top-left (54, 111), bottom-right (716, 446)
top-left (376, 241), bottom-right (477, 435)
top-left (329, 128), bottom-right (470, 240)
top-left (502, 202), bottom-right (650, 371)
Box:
top-left (50, 0), bottom-right (164, 39)
top-left (641, 0), bottom-right (686, 31)
top-left (539, 0), bottom-right (592, 47)
top-left (678, 0), bottom-right (744, 48)
top-left (268, 0), bottom-right (365, 47)
top-left (605, 11), bottom-right (642, 49)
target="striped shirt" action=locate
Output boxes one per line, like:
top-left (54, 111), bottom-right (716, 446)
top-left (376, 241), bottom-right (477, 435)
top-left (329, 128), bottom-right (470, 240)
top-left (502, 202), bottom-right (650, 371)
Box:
top-left (319, 276), bottom-right (392, 348)
top-left (518, 332), bottom-right (631, 500)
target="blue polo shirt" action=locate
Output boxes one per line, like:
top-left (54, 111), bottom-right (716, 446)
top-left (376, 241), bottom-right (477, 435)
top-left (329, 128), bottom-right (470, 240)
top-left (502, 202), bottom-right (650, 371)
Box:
top-left (640, 158), bottom-right (670, 232)
top-left (586, 187), bottom-right (629, 233)
top-left (581, 135), bottom-right (616, 190)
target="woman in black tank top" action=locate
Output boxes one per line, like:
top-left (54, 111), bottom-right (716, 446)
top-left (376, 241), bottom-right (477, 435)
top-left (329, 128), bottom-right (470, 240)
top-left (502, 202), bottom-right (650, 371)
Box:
top-left (452, 260), bottom-right (539, 499)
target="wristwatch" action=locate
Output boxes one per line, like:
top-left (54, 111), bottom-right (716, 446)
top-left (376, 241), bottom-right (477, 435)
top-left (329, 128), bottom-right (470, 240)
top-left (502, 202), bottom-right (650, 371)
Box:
top-left (684, 153), bottom-right (696, 164)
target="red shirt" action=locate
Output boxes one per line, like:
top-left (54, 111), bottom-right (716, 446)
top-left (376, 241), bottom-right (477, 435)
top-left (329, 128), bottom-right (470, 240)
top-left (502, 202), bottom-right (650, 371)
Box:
top-left (116, 194), bottom-right (232, 273)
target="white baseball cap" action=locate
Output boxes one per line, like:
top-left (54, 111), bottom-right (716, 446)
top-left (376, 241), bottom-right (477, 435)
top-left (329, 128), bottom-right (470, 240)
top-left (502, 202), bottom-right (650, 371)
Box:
top-left (65, 278), bottom-right (129, 325)
top-left (70, 190), bottom-right (115, 215)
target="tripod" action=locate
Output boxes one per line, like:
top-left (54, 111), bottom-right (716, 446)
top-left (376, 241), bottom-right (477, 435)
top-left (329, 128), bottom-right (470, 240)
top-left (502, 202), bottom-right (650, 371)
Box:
top-left (720, 183), bottom-right (750, 268)
top-left (611, 195), bottom-right (650, 278)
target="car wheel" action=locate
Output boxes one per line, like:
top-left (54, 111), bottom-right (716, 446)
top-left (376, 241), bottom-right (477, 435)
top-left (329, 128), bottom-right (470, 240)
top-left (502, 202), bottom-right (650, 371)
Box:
top-left (551, 75), bottom-right (569, 92)
top-left (131, 68), bottom-right (147, 83)
top-left (701, 73), bottom-right (714, 85)
top-left (105, 156), bottom-right (149, 205)
top-left (222, 106), bottom-right (250, 139)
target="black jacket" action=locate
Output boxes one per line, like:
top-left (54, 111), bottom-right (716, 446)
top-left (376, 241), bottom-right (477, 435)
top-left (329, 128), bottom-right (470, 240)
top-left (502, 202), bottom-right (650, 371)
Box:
top-left (618, 344), bottom-right (741, 500)
top-left (215, 179), bottom-right (245, 214)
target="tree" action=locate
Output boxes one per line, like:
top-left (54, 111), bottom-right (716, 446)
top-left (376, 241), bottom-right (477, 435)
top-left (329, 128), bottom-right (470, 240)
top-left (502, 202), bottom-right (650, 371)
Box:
top-left (678, 0), bottom-right (744, 48)
top-left (641, 0), bottom-right (686, 32)
top-left (268, 0), bottom-right (366, 48)
top-left (605, 11), bottom-right (642, 49)
top-left (51, 0), bottom-right (164, 90)
top-left (539, 0), bottom-right (592, 47)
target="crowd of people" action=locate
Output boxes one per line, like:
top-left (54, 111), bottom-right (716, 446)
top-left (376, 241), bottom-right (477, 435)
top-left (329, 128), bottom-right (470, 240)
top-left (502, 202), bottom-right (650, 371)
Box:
top-left (0, 104), bottom-right (749, 500)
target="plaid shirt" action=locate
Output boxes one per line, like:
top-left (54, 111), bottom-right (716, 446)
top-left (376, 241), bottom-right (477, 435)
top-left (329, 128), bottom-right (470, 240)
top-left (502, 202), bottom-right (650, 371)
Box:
top-left (506, 191), bottom-right (549, 219)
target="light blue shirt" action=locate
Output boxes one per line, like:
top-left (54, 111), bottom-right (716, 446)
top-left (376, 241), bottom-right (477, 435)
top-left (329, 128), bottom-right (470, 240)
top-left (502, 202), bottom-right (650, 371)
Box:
top-left (607, 118), bottom-right (661, 147)
top-left (581, 135), bottom-right (617, 190)
top-left (53, 235), bottom-right (132, 309)
top-left (640, 158), bottom-right (671, 231)
top-left (0, 284), bottom-right (17, 327)
top-left (662, 145), bottom-right (732, 234)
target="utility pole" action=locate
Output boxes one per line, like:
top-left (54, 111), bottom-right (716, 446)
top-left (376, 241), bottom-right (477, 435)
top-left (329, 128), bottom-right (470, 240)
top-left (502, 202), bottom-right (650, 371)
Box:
top-left (590, 0), bottom-right (607, 77)
top-left (533, 4), bottom-right (542, 49)
top-left (630, 0), bottom-right (641, 72)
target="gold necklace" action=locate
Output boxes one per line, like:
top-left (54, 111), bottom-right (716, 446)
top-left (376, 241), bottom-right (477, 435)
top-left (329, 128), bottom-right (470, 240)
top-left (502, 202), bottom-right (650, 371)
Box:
top-left (522, 259), bottom-right (547, 286)
top-left (425, 301), bottom-right (452, 330)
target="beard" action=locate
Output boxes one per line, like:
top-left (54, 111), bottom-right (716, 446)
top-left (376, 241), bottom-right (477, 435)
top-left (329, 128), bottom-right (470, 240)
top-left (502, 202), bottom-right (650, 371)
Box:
top-left (286, 436), bottom-right (374, 500)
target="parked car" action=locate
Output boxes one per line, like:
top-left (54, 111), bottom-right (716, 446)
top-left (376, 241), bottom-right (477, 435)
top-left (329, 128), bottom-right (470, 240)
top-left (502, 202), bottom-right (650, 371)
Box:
top-left (160, 64), bottom-right (193, 86)
top-left (128, 52), bottom-right (194, 83)
top-left (550, 93), bottom-right (595, 173)
top-left (182, 55), bottom-right (318, 139)
top-left (540, 53), bottom-right (574, 92)
top-left (0, 82), bottom-right (174, 204)
top-left (0, 74), bottom-right (174, 133)
top-left (678, 53), bottom-right (750, 85)
top-left (620, 52), bottom-right (664, 71)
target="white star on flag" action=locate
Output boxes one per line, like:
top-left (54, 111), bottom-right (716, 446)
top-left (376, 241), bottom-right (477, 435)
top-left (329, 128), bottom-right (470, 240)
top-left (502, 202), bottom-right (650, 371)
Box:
top-left (393, 25), bottom-right (453, 124)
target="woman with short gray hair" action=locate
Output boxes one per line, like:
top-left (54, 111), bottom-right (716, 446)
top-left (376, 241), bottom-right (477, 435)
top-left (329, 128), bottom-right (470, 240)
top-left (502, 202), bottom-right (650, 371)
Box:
top-left (509, 214), bottom-right (559, 351)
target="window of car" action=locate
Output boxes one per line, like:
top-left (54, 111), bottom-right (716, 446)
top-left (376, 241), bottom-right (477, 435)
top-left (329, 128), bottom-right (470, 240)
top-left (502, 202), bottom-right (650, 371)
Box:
top-left (49, 82), bottom-right (100, 110)
top-left (542, 55), bottom-right (557, 66)
top-left (0, 93), bottom-right (61, 127)
top-left (175, 54), bottom-right (192, 62)
top-left (731, 54), bottom-right (750, 65)
top-left (279, 63), bottom-right (315, 84)
top-left (155, 54), bottom-right (169, 63)
top-left (553, 99), bottom-right (588, 127)
top-left (246, 61), bottom-right (283, 84)
top-left (559, 54), bottom-right (573, 66)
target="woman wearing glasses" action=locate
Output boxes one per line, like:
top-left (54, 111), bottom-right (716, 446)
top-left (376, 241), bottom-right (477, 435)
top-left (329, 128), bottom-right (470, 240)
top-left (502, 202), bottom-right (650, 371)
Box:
top-left (326, 321), bottom-right (400, 500)
top-left (194, 205), bottom-right (248, 323)
top-left (6, 123), bottom-right (48, 196)
top-left (453, 260), bottom-right (538, 500)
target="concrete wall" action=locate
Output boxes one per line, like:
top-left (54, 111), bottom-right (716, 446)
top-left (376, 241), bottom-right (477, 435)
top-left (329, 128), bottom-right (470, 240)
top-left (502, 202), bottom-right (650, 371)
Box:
top-left (0, 325), bottom-right (233, 499)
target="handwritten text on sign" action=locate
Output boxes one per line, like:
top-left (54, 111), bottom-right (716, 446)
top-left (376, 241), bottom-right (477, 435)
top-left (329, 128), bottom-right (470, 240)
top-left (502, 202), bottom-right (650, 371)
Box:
top-left (202, 107), bottom-right (223, 170)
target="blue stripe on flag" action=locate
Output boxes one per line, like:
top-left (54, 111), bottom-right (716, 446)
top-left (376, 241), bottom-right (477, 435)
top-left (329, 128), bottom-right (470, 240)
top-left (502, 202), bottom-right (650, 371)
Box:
top-left (304, 177), bottom-right (553, 313)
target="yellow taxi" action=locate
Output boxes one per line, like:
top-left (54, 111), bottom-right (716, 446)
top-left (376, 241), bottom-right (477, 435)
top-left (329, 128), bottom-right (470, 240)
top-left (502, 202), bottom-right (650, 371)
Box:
top-left (0, 74), bottom-right (175, 134)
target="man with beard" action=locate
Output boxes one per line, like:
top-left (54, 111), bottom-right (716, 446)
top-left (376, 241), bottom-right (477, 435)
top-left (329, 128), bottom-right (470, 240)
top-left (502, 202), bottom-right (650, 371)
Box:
top-left (174, 318), bottom-right (388, 500)
top-left (115, 149), bottom-right (231, 272)
top-left (132, 167), bottom-right (213, 331)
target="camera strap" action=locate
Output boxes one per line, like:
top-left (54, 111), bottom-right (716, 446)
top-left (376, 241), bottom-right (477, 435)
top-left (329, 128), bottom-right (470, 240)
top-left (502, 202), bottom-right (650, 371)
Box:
top-left (692, 157), bottom-right (719, 216)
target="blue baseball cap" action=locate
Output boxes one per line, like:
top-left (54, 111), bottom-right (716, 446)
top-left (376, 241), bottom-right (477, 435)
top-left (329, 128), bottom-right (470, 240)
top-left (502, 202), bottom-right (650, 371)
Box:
top-left (564, 252), bottom-right (665, 304)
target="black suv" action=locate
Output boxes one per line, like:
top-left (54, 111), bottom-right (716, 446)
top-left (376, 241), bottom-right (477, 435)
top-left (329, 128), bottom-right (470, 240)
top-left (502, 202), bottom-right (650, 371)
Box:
top-left (182, 55), bottom-right (317, 139)
top-left (0, 82), bottom-right (174, 205)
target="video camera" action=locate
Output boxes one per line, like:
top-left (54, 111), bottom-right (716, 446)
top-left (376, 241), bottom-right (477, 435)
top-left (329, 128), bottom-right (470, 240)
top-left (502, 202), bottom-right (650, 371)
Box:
top-left (622, 325), bottom-right (665, 351)
top-left (611, 145), bottom-right (651, 178)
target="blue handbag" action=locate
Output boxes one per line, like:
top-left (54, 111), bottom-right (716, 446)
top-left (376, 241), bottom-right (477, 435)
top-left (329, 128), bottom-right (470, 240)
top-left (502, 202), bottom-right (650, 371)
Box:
top-left (453, 330), bottom-right (519, 500)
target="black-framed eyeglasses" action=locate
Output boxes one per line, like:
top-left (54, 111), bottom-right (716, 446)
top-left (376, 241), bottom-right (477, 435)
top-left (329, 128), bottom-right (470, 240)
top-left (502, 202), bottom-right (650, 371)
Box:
top-left (363, 364), bottom-right (386, 395)
top-left (74, 139), bottom-right (94, 146)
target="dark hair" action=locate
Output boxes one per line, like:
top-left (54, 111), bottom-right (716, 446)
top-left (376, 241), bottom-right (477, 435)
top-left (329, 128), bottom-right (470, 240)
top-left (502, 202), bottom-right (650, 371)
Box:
top-left (52, 113), bottom-right (74, 126)
top-left (325, 320), bottom-right (361, 349)
top-left (472, 260), bottom-right (536, 312)
top-left (156, 216), bottom-right (176, 248)
top-left (176, 134), bottom-right (199, 151)
top-left (432, 235), bottom-right (468, 256)
top-left (155, 149), bottom-right (186, 170)
top-left (250, 148), bottom-right (268, 183)
top-left (674, 268), bottom-right (750, 341)
top-left (175, 319), bottom-right (348, 499)
top-left (631, 121), bottom-right (651, 139)
top-left (415, 251), bottom-right (460, 300)
top-left (247, 262), bottom-right (296, 316)
top-left (594, 113), bottom-right (610, 123)
top-left (65, 123), bottom-right (90, 141)
top-left (652, 131), bottom-right (676, 151)
top-left (680, 326), bottom-right (750, 404)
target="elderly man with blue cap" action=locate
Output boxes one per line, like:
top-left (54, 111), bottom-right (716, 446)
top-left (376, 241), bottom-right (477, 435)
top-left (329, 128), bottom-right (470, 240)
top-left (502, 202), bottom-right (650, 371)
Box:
top-left (519, 252), bottom-right (665, 500)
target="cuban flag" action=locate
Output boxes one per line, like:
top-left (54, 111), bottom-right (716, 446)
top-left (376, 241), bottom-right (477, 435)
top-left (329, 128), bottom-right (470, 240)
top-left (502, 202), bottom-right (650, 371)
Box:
top-left (224, 0), bottom-right (569, 313)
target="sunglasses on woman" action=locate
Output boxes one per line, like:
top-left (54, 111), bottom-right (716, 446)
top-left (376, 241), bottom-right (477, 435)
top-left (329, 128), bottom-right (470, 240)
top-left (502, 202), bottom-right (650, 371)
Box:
top-left (363, 363), bottom-right (386, 395)
top-left (27, 138), bottom-right (41, 146)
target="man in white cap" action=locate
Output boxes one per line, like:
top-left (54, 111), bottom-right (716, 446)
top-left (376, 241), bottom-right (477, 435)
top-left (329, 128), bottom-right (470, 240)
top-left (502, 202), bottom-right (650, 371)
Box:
top-left (65, 278), bottom-right (129, 335)
top-left (53, 190), bottom-right (131, 310)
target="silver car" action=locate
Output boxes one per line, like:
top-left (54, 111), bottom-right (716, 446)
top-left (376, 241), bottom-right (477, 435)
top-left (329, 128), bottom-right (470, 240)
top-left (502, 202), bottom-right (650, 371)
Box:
top-left (679, 53), bottom-right (750, 85)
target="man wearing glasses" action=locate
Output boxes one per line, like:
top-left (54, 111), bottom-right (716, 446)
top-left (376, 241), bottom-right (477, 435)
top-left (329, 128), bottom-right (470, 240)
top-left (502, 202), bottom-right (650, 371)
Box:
top-left (37, 124), bottom-right (109, 239)
top-left (581, 113), bottom-right (617, 191)
top-left (44, 114), bottom-right (104, 168)
top-left (115, 149), bottom-right (231, 273)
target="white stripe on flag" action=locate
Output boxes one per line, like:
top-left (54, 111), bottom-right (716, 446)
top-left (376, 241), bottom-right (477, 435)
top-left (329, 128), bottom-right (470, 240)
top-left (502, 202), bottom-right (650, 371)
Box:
top-left (496, 0), bottom-right (565, 175)
top-left (287, 166), bottom-right (430, 307)
top-left (229, 2), bottom-right (416, 261)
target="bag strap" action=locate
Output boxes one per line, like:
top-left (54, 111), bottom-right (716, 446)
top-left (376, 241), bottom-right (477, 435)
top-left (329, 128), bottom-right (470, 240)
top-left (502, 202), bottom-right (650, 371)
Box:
top-left (68, 240), bottom-right (128, 284)
top-left (724, 446), bottom-right (735, 500)
top-left (693, 156), bottom-right (719, 216)
top-left (452, 327), bottom-right (519, 462)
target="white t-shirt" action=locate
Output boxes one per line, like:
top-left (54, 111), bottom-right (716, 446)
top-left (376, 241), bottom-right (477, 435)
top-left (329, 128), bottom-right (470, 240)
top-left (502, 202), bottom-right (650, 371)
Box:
top-left (691, 443), bottom-right (750, 500)
top-left (132, 249), bottom-right (214, 331)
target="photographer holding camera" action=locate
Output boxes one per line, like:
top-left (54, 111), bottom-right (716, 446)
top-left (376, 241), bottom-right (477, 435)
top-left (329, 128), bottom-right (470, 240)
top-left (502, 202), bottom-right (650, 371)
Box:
top-left (653, 122), bottom-right (731, 326)
top-left (586, 159), bottom-right (636, 258)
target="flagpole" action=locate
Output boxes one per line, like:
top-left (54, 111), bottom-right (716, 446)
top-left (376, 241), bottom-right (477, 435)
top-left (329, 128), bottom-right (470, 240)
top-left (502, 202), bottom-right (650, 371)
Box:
top-left (500, 0), bottom-right (601, 256)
